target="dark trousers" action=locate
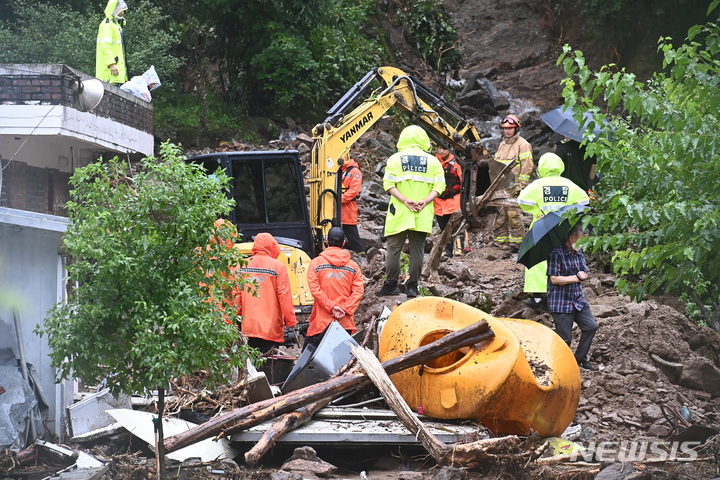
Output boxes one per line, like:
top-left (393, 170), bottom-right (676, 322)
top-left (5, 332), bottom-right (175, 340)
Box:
top-left (385, 230), bottom-right (426, 285)
top-left (551, 303), bottom-right (597, 363)
top-left (247, 337), bottom-right (282, 354)
top-left (342, 224), bottom-right (365, 253)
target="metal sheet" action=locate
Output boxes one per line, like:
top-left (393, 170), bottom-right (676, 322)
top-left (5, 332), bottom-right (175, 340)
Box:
top-left (282, 321), bottom-right (358, 393)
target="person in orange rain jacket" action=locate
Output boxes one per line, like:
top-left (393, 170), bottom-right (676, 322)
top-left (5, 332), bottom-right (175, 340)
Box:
top-left (202, 219), bottom-right (239, 325)
top-left (433, 146), bottom-right (464, 259)
top-left (304, 227), bottom-right (364, 351)
top-left (236, 232), bottom-right (297, 353)
top-left (340, 151), bottom-right (366, 255)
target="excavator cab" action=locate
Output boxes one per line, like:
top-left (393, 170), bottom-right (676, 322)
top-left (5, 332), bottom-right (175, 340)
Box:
top-left (188, 150), bottom-right (315, 312)
top-left (188, 150), bottom-right (315, 258)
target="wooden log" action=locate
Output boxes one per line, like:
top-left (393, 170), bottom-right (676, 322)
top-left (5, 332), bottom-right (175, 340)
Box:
top-left (15, 444), bottom-right (37, 466)
top-left (351, 344), bottom-right (530, 469)
top-left (351, 346), bottom-right (451, 462)
top-left (423, 160), bottom-right (517, 278)
top-left (164, 319), bottom-right (494, 453)
top-left (244, 397), bottom-right (331, 466)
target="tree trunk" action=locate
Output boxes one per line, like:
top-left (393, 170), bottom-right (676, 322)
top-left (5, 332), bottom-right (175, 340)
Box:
top-left (156, 388), bottom-right (166, 480)
top-left (164, 320), bottom-right (494, 453)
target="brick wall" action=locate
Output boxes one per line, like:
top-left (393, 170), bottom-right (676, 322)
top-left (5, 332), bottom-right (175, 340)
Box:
top-left (1, 161), bottom-right (71, 216)
top-left (0, 65), bottom-right (152, 133)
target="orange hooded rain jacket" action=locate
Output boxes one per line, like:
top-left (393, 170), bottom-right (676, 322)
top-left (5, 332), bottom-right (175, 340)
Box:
top-left (307, 246), bottom-right (364, 337)
top-left (236, 233), bottom-right (297, 343)
top-left (341, 158), bottom-right (362, 225)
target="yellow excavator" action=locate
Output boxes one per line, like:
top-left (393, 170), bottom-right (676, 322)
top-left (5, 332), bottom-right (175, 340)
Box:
top-left (189, 66), bottom-right (488, 311)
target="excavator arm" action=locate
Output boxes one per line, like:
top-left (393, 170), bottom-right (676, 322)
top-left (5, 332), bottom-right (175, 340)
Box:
top-left (309, 66), bottom-right (486, 253)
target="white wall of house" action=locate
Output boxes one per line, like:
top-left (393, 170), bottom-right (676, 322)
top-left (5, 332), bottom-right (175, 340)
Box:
top-left (0, 207), bottom-right (72, 441)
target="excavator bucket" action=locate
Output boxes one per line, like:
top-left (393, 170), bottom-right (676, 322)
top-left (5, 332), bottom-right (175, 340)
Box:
top-left (378, 297), bottom-right (581, 437)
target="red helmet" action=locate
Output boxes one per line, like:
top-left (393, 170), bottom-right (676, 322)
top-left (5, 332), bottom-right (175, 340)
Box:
top-left (501, 114), bottom-right (521, 128)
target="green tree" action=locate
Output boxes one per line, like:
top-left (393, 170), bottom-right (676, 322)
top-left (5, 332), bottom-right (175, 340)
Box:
top-left (37, 142), bottom-right (257, 476)
top-left (0, 0), bottom-right (182, 89)
top-left (557, 1), bottom-right (720, 330)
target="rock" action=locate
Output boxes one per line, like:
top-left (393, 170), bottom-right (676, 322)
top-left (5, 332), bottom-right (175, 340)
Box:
top-left (270, 473), bottom-right (304, 480)
top-left (295, 132), bottom-right (313, 144)
top-left (646, 420), bottom-right (671, 437)
top-left (281, 446), bottom-right (338, 478)
top-left (431, 466), bottom-right (467, 480)
top-left (592, 304), bottom-right (622, 318)
top-left (678, 356), bottom-right (720, 395)
top-left (476, 77), bottom-right (510, 111)
top-left (455, 88), bottom-right (496, 115)
top-left (641, 404), bottom-right (663, 424)
top-left (595, 463), bottom-right (642, 480)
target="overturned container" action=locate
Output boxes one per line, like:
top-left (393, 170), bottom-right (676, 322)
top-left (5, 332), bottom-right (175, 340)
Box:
top-left (378, 297), bottom-right (581, 437)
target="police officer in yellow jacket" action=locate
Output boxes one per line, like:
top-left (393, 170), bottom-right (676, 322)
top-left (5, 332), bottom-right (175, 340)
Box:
top-left (96, 0), bottom-right (128, 84)
top-left (376, 126), bottom-right (445, 298)
top-left (491, 114), bottom-right (533, 252)
top-left (518, 152), bottom-right (589, 311)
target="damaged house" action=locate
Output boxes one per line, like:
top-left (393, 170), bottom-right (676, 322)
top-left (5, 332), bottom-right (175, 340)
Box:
top-left (0, 64), bottom-right (154, 449)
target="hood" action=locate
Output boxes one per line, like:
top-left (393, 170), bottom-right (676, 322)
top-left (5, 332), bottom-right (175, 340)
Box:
top-left (141, 65), bottom-right (161, 90)
top-left (319, 246), bottom-right (353, 267)
top-left (538, 152), bottom-right (565, 178)
top-left (396, 125), bottom-right (431, 153)
top-left (252, 232), bottom-right (281, 258)
top-left (105, 0), bottom-right (127, 17)
top-left (209, 219), bottom-right (236, 249)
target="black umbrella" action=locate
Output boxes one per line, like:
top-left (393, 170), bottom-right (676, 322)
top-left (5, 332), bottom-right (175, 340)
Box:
top-left (517, 204), bottom-right (589, 269)
top-left (540, 105), bottom-right (608, 143)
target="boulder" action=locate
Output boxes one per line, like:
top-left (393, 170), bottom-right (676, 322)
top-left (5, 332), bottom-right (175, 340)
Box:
top-left (679, 356), bottom-right (720, 395)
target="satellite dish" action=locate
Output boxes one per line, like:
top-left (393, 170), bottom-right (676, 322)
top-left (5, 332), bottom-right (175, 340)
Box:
top-left (71, 78), bottom-right (104, 112)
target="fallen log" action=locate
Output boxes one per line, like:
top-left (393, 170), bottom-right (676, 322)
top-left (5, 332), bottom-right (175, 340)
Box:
top-left (351, 344), bottom-right (537, 469)
top-left (164, 319), bottom-right (494, 453)
top-left (423, 160), bottom-right (517, 278)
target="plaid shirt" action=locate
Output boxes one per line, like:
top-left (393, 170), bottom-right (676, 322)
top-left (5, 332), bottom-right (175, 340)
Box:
top-left (547, 244), bottom-right (588, 314)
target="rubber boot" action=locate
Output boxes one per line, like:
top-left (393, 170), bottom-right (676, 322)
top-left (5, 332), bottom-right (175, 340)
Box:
top-left (376, 280), bottom-right (400, 297)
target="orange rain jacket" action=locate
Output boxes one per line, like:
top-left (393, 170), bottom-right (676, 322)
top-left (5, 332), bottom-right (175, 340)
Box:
top-left (236, 233), bottom-right (297, 343)
top-left (433, 153), bottom-right (463, 216)
top-left (307, 246), bottom-right (364, 337)
top-left (341, 159), bottom-right (362, 225)
top-left (203, 219), bottom-right (238, 325)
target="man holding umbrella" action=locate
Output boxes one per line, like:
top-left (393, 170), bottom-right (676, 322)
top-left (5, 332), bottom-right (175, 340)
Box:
top-left (547, 222), bottom-right (598, 371)
top-left (518, 152), bottom-right (589, 311)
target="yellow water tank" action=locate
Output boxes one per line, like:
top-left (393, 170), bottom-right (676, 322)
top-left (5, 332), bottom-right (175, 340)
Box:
top-left (378, 297), bottom-right (581, 437)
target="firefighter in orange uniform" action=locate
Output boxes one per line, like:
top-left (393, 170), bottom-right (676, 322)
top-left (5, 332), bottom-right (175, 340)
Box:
top-left (340, 152), bottom-right (366, 255)
top-left (236, 232), bottom-right (297, 353)
top-left (304, 227), bottom-right (364, 351)
top-left (433, 146), bottom-right (464, 259)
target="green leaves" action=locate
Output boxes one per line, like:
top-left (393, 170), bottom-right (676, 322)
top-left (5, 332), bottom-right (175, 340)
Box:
top-left (38, 142), bottom-right (257, 396)
top-left (559, 13), bottom-right (720, 330)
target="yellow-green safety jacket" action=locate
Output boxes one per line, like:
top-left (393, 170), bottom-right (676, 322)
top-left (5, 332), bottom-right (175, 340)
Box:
top-left (96, 0), bottom-right (127, 84)
top-left (383, 126), bottom-right (445, 236)
top-left (517, 152), bottom-right (590, 293)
